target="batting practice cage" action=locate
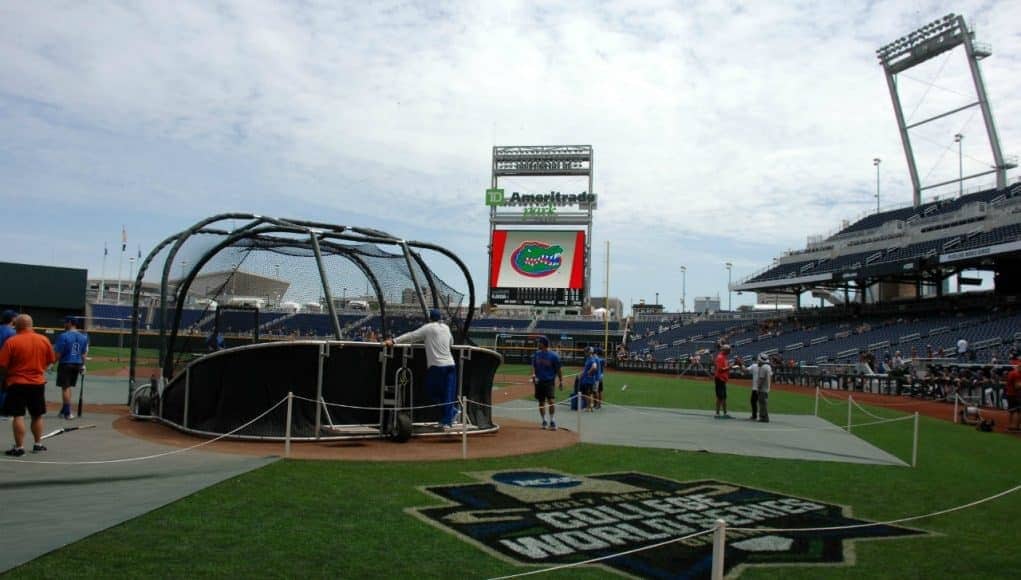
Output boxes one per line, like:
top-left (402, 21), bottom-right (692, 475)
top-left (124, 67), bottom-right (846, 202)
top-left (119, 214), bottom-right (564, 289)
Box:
top-left (128, 214), bottom-right (502, 441)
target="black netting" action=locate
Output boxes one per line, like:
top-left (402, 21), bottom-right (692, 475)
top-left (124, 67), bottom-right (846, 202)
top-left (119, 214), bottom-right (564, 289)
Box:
top-left (160, 342), bottom-right (500, 439)
top-left (131, 215), bottom-right (493, 440)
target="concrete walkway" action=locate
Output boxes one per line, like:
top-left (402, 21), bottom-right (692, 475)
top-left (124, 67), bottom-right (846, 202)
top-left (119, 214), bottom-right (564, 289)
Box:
top-left (493, 403), bottom-right (908, 467)
top-left (0, 410), bottom-right (276, 573)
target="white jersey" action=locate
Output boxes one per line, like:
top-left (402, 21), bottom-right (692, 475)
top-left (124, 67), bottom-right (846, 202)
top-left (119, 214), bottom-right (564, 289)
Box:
top-left (750, 362), bottom-right (772, 392)
top-left (394, 321), bottom-right (455, 367)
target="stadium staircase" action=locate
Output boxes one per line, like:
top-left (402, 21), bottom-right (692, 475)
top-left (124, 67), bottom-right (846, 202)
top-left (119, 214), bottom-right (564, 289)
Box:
top-left (342, 313), bottom-right (375, 336)
top-left (259, 312), bottom-right (296, 334)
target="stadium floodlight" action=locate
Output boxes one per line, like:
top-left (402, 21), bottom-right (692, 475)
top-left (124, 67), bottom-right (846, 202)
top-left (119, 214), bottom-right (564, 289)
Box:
top-left (680, 265), bottom-right (687, 313)
top-left (877, 13), bottom-right (1010, 205)
top-left (873, 158), bottom-right (881, 213)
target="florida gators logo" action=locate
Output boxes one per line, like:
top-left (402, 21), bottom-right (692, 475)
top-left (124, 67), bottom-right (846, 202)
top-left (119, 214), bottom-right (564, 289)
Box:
top-left (511, 242), bottom-right (563, 278)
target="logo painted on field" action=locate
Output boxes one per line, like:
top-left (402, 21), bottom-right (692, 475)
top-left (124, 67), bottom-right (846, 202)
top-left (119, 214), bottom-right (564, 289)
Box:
top-left (408, 470), bottom-right (925, 578)
top-left (510, 242), bottom-right (563, 278)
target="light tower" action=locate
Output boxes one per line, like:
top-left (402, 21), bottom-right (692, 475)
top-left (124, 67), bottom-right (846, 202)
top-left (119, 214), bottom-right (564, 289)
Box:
top-left (877, 13), bottom-right (1015, 206)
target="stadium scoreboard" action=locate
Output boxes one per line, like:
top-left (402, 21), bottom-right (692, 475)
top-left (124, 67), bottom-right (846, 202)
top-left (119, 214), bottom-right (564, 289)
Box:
top-left (488, 145), bottom-right (596, 309)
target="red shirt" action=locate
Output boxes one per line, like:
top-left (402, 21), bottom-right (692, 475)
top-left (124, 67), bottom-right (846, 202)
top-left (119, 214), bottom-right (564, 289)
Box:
top-left (0, 329), bottom-right (56, 386)
top-left (1005, 369), bottom-right (1020, 397)
top-left (714, 352), bottom-right (729, 382)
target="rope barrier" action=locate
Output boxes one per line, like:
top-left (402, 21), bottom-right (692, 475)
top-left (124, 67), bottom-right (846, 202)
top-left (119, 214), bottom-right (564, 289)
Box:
top-left (816, 389), bottom-right (844, 406)
top-left (850, 397), bottom-right (904, 421)
top-left (730, 481), bottom-right (1021, 533)
top-left (2, 395), bottom-right (291, 465)
top-left (290, 393), bottom-right (449, 412)
top-left (486, 527), bottom-right (715, 580)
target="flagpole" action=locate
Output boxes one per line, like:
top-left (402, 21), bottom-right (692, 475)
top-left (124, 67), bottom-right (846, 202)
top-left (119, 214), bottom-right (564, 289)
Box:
top-left (100, 243), bottom-right (108, 303)
top-left (116, 226), bottom-right (126, 305)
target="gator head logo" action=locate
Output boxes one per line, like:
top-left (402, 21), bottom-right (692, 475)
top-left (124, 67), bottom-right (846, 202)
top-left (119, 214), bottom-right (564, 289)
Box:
top-left (408, 469), bottom-right (927, 578)
top-left (510, 242), bottom-right (563, 278)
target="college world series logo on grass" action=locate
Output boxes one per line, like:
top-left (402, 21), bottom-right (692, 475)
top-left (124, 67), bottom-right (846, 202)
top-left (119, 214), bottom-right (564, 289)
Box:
top-left (409, 469), bottom-right (924, 578)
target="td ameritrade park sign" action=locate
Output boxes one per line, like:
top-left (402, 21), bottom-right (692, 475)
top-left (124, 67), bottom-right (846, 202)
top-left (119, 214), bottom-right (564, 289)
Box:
top-left (486, 188), bottom-right (597, 218)
top-left (409, 470), bottom-right (924, 578)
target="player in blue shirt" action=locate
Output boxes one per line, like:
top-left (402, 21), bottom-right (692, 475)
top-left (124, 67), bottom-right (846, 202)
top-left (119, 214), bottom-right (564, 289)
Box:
top-left (594, 346), bottom-right (606, 409)
top-left (531, 336), bottom-right (563, 430)
top-left (578, 347), bottom-right (599, 412)
top-left (53, 316), bottom-right (89, 420)
top-left (0, 310), bottom-right (17, 414)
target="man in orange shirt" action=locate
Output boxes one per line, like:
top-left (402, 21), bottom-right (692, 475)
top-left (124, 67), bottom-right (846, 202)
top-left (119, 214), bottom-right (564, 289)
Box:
top-left (0, 314), bottom-right (57, 456)
top-left (1004, 363), bottom-right (1020, 432)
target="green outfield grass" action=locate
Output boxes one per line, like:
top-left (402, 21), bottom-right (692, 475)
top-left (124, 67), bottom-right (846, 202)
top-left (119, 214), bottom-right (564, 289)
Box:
top-left (9, 367), bottom-right (1020, 579)
top-left (86, 346), bottom-right (159, 360)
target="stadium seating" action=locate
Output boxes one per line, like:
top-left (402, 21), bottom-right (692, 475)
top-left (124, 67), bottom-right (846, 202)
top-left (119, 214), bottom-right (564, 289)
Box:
top-left (636, 309), bottom-right (1021, 366)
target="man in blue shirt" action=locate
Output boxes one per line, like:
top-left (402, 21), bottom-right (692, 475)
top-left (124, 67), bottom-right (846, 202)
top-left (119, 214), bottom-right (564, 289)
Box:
top-left (531, 336), bottom-right (563, 430)
top-left (594, 346), bottom-right (606, 409)
top-left (0, 310), bottom-right (16, 415)
top-left (53, 316), bottom-right (89, 420)
top-left (578, 347), bottom-right (599, 412)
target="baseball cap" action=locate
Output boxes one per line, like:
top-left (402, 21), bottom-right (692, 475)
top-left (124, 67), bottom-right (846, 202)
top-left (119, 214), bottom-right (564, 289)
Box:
top-left (428, 308), bottom-right (442, 321)
top-left (536, 336), bottom-right (549, 347)
top-left (758, 353), bottom-right (768, 363)
top-left (1, 309), bottom-right (17, 324)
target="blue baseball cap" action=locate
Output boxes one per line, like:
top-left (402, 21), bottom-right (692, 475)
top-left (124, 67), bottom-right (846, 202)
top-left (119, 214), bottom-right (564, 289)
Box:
top-left (428, 308), bottom-right (442, 321)
top-left (1, 310), bottom-right (17, 324)
top-left (536, 336), bottom-right (549, 347)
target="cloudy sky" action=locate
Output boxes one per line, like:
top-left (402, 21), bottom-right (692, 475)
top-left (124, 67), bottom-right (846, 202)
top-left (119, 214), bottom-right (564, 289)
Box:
top-left (1, 0), bottom-right (1018, 311)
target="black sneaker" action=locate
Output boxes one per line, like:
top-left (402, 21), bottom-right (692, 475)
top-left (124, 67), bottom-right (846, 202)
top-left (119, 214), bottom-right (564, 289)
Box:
top-left (32, 444), bottom-right (47, 453)
top-left (5, 447), bottom-right (25, 457)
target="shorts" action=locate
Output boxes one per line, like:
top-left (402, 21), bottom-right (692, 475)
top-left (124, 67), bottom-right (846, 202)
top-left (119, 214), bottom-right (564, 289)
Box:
top-left (579, 381), bottom-right (594, 394)
top-left (1006, 394), bottom-right (1020, 411)
top-left (714, 378), bottom-right (728, 400)
top-left (596, 379), bottom-right (604, 393)
top-left (2, 384), bottom-right (47, 417)
top-left (535, 379), bottom-right (556, 401)
top-left (57, 363), bottom-right (83, 388)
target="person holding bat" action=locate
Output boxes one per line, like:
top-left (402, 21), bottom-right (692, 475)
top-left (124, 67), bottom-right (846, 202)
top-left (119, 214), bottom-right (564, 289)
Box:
top-left (0, 314), bottom-right (57, 456)
top-left (53, 316), bottom-right (89, 420)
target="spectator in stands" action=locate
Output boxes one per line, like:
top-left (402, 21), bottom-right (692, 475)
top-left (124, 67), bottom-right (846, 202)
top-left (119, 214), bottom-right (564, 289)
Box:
top-left (529, 336), bottom-right (563, 430)
top-left (957, 337), bottom-right (969, 361)
top-left (384, 309), bottom-right (458, 430)
top-left (53, 316), bottom-right (89, 420)
top-left (0, 314), bottom-right (57, 456)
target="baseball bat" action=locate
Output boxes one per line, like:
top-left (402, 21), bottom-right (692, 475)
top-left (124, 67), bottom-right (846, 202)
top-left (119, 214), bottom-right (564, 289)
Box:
top-left (41, 424), bottom-right (96, 440)
top-left (76, 367), bottom-right (86, 418)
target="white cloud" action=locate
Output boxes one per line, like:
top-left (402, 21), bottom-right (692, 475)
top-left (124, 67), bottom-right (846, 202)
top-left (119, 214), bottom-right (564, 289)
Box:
top-left (0, 0), bottom-right (1018, 306)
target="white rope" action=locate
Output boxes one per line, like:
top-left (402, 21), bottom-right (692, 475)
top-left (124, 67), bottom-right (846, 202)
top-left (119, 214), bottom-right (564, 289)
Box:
top-left (816, 389), bottom-right (844, 406)
top-left (3, 395), bottom-right (291, 465)
top-left (850, 397), bottom-right (903, 421)
top-left (290, 393), bottom-right (448, 412)
top-left (487, 527), bottom-right (714, 579)
top-left (731, 481), bottom-right (1021, 533)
